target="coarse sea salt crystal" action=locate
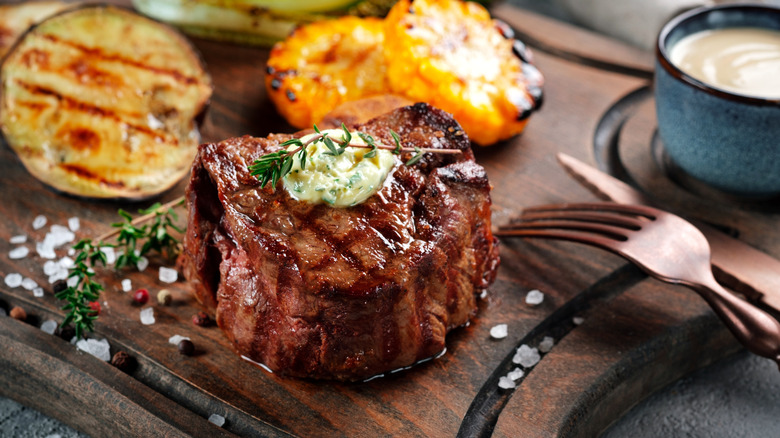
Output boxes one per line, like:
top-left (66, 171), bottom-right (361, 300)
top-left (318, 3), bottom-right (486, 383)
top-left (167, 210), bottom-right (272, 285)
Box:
top-left (539, 336), bottom-right (555, 353)
top-left (44, 434), bottom-right (62, 438)
top-left (100, 247), bottom-right (116, 264)
top-left (573, 316), bottom-right (585, 326)
top-left (479, 289), bottom-right (488, 300)
top-left (21, 277), bottom-right (38, 290)
top-left (48, 270), bottom-right (69, 284)
top-left (32, 215), bottom-right (47, 230)
top-left (513, 344), bottom-right (541, 368)
top-left (36, 241), bottom-right (56, 259)
top-left (136, 256), bottom-right (149, 272)
top-left (33, 287), bottom-right (44, 298)
top-left (507, 367), bottom-right (525, 381)
top-left (40, 320), bottom-right (58, 335)
top-left (58, 256), bottom-right (74, 269)
top-left (67, 276), bottom-right (79, 288)
top-left (498, 376), bottom-right (516, 389)
top-left (9, 234), bottom-right (27, 244)
top-left (121, 279), bottom-right (132, 292)
top-left (525, 289), bottom-right (544, 306)
top-left (208, 414), bottom-right (226, 427)
top-left (490, 324), bottom-right (508, 340)
top-left (76, 338), bottom-right (111, 362)
top-left (43, 260), bottom-right (60, 276)
top-left (168, 334), bottom-right (191, 345)
top-left (140, 307), bottom-right (155, 325)
top-left (159, 266), bottom-right (178, 283)
top-left (68, 217), bottom-right (80, 232)
top-left (4, 273), bottom-right (23, 288)
top-left (47, 225), bottom-right (75, 248)
top-left (9, 246), bottom-right (29, 259)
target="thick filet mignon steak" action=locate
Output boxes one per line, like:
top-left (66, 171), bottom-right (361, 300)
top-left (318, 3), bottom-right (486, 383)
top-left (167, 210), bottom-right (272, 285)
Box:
top-left (179, 103), bottom-right (499, 381)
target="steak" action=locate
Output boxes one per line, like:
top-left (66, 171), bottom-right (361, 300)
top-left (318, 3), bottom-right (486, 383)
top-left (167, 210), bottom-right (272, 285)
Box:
top-left (178, 103), bottom-right (500, 381)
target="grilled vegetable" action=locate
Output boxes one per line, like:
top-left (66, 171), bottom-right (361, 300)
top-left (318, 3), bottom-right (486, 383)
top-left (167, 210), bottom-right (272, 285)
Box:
top-left (265, 16), bottom-right (388, 129)
top-left (132, 0), bottom-right (399, 47)
top-left (0, 5), bottom-right (213, 200)
top-left (0, 1), bottom-right (73, 59)
top-left (384, 0), bottom-right (543, 146)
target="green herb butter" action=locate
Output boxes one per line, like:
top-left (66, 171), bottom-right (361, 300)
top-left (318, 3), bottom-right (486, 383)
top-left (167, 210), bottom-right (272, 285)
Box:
top-left (282, 129), bottom-right (395, 207)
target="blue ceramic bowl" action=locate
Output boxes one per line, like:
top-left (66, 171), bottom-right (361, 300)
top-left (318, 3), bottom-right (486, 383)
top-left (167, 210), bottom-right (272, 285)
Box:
top-left (655, 4), bottom-right (780, 198)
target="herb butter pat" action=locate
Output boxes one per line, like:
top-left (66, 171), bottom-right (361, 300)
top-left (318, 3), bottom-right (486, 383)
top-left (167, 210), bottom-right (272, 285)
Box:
top-left (282, 129), bottom-right (395, 207)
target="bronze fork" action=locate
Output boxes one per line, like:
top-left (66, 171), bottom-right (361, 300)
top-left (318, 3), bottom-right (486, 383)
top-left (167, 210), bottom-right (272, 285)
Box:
top-left (496, 202), bottom-right (780, 369)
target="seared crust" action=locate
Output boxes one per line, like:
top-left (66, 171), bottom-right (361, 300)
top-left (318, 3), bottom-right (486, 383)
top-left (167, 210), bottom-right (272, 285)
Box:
top-left (179, 103), bottom-right (499, 380)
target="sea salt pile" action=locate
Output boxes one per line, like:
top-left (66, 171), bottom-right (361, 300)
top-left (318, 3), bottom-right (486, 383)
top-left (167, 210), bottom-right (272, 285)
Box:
top-left (498, 376), bottom-right (516, 389)
top-left (208, 414), bottom-right (226, 427)
top-left (121, 279), bottom-right (132, 292)
top-left (76, 338), bottom-right (111, 361)
top-left (4, 273), bottom-right (22, 288)
top-left (513, 344), bottom-right (541, 368)
top-left (45, 257), bottom-right (75, 284)
top-left (9, 246), bottom-right (29, 260)
top-left (40, 320), bottom-right (58, 335)
top-left (36, 224), bottom-right (76, 259)
top-left (525, 289), bottom-right (544, 306)
top-left (168, 334), bottom-right (190, 345)
top-left (159, 266), bottom-right (178, 283)
top-left (140, 307), bottom-right (155, 325)
top-left (490, 324), bottom-right (508, 340)
top-left (538, 336), bottom-right (555, 353)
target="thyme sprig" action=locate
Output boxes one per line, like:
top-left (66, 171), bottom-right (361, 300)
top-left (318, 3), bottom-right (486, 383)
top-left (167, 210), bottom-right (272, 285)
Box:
top-left (249, 123), bottom-right (462, 189)
top-left (56, 198), bottom-right (185, 339)
top-left (55, 239), bottom-right (106, 340)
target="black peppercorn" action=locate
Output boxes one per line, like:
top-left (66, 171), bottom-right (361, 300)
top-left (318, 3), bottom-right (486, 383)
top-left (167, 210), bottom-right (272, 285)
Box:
top-left (178, 339), bottom-right (195, 356)
top-left (111, 351), bottom-right (137, 373)
top-left (52, 279), bottom-right (68, 294)
top-left (56, 325), bottom-right (76, 342)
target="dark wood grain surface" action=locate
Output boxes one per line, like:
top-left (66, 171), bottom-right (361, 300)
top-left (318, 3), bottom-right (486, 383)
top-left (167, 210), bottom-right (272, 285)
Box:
top-left (1, 2), bottom-right (775, 437)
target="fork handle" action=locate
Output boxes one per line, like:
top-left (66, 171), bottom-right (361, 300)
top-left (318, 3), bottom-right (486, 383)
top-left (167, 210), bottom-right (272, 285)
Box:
top-left (692, 279), bottom-right (780, 370)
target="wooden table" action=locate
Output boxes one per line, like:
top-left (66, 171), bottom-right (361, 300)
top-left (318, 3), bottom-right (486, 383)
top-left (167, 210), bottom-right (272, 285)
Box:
top-left (1, 2), bottom-right (778, 437)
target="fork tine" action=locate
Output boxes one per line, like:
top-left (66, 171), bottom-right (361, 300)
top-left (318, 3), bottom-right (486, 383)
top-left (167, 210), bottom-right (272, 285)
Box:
top-left (497, 220), bottom-right (630, 240)
top-left (494, 228), bottom-right (623, 254)
top-left (523, 202), bottom-right (658, 219)
top-left (511, 210), bottom-right (645, 230)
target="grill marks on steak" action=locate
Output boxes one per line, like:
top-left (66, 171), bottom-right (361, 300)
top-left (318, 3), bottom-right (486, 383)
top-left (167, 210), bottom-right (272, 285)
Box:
top-left (179, 103), bottom-right (499, 380)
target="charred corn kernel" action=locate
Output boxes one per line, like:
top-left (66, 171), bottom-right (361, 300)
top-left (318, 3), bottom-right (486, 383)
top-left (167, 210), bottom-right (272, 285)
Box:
top-left (265, 16), bottom-right (388, 129)
top-left (384, 0), bottom-right (543, 146)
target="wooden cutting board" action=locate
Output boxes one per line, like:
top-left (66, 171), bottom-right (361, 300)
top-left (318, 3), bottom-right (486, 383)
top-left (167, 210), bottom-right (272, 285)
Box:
top-left (1, 2), bottom-right (775, 437)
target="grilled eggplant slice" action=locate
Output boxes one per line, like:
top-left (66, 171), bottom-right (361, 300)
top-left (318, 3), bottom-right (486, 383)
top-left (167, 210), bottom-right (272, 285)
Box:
top-left (0, 5), bottom-right (212, 200)
top-left (0, 1), bottom-right (73, 60)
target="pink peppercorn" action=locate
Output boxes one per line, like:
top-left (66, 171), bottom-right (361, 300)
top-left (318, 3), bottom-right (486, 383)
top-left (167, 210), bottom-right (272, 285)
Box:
top-left (133, 288), bottom-right (149, 305)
